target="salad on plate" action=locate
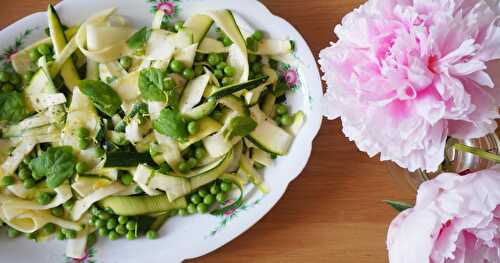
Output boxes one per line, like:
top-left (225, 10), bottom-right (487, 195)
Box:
top-left (0, 4), bottom-right (304, 258)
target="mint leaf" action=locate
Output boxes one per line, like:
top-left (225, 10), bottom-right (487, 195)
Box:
top-left (224, 116), bottom-right (257, 140)
top-left (139, 68), bottom-right (166, 102)
top-left (79, 80), bottom-right (122, 117)
top-left (30, 146), bottom-right (76, 189)
top-left (127, 27), bottom-right (151, 49)
top-left (153, 108), bottom-right (188, 140)
top-left (0, 91), bottom-right (29, 124)
top-left (384, 200), bottom-right (413, 212)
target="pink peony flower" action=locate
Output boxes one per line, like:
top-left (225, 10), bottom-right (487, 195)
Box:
top-left (156, 2), bottom-right (175, 16)
top-left (284, 69), bottom-right (298, 86)
top-left (387, 165), bottom-right (500, 263)
top-left (319, 0), bottom-right (500, 172)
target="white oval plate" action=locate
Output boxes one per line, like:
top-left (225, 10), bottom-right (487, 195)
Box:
top-left (0, 0), bottom-right (323, 262)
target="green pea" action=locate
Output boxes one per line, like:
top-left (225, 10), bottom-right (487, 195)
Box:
top-left (108, 230), bottom-right (120, 240)
top-left (51, 206), bottom-right (64, 217)
top-left (146, 230), bottom-right (158, 240)
top-left (276, 104), bottom-right (288, 115)
top-left (126, 220), bottom-right (137, 231)
top-left (187, 203), bottom-right (197, 214)
top-left (98, 227), bottom-right (108, 237)
top-left (98, 211), bottom-right (111, 220)
top-left (178, 161), bottom-right (190, 173)
top-left (78, 138), bottom-right (90, 150)
top-left (120, 173), bottom-right (133, 186)
top-left (224, 66), bottom-right (236, 77)
top-left (75, 162), bottom-right (88, 174)
top-left (119, 56), bottom-right (132, 69)
top-left (220, 181), bottom-right (232, 192)
top-left (89, 216), bottom-right (98, 225)
top-left (36, 192), bottom-right (53, 205)
top-left (118, 216), bottom-right (128, 225)
top-left (248, 54), bottom-right (258, 63)
top-left (174, 208), bottom-right (186, 216)
top-left (115, 224), bottom-right (127, 235)
top-left (91, 206), bottom-right (101, 215)
top-left (203, 194), bottom-right (215, 205)
top-left (65, 229), bottom-right (77, 239)
top-left (169, 60), bottom-right (184, 73)
top-left (194, 147), bottom-right (206, 160)
top-left (126, 231), bottom-right (136, 240)
top-left (207, 53), bottom-right (221, 66)
top-left (18, 167), bottom-right (32, 180)
top-left (95, 219), bottom-right (106, 228)
top-left (182, 68), bottom-right (195, 80)
top-left (37, 43), bottom-right (52, 56)
top-left (29, 49), bottom-right (41, 62)
top-left (63, 199), bottom-right (75, 210)
top-left (246, 37), bottom-right (258, 51)
top-left (252, 62), bottom-right (262, 73)
top-left (210, 184), bottom-right (220, 195)
top-left (56, 230), bottom-right (66, 240)
top-left (43, 223), bottom-right (56, 233)
top-left (2, 83), bottom-right (14, 92)
top-left (223, 37), bottom-right (233, 47)
top-left (194, 65), bottom-right (204, 76)
top-left (2, 175), bottom-right (15, 186)
top-left (216, 62), bottom-right (227, 71)
top-left (190, 194), bottom-right (202, 204)
top-left (280, 115), bottom-right (293, 126)
top-left (187, 157), bottom-right (198, 168)
top-left (174, 21), bottom-right (184, 32)
top-left (195, 188), bottom-right (207, 197)
top-left (23, 178), bottom-right (35, 189)
top-left (163, 78), bottom-right (177, 90)
top-left (9, 74), bottom-right (21, 85)
top-left (0, 71), bottom-right (9, 82)
top-left (216, 192), bottom-right (227, 203)
top-left (196, 203), bottom-right (209, 214)
top-left (214, 69), bottom-right (224, 80)
top-left (252, 31), bottom-right (264, 41)
top-left (221, 77), bottom-right (233, 86)
top-left (195, 53), bottom-right (206, 62)
top-left (106, 218), bottom-right (118, 230)
top-left (7, 227), bottom-right (20, 238)
top-left (187, 121), bottom-right (199, 135)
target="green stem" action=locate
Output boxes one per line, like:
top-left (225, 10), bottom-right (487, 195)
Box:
top-left (452, 143), bottom-right (500, 163)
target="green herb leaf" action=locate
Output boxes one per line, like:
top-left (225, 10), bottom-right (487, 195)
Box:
top-left (153, 108), bottom-right (188, 140)
top-left (127, 27), bottom-right (151, 49)
top-left (79, 80), bottom-right (122, 117)
top-left (139, 68), bottom-right (166, 102)
top-left (30, 146), bottom-right (76, 189)
top-left (0, 91), bottom-right (29, 124)
top-left (383, 200), bottom-right (413, 212)
top-left (224, 116), bottom-right (257, 140)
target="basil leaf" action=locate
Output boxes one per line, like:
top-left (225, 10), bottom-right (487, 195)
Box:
top-left (127, 27), bottom-right (151, 49)
top-left (153, 108), bottom-right (188, 140)
top-left (383, 200), bottom-right (413, 212)
top-left (139, 68), bottom-right (166, 102)
top-left (30, 146), bottom-right (76, 189)
top-left (225, 116), bottom-right (257, 140)
top-left (79, 80), bottom-right (122, 117)
top-left (0, 91), bottom-right (29, 124)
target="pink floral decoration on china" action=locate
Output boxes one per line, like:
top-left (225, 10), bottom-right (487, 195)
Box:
top-left (386, 165), bottom-right (500, 263)
top-left (319, 0), bottom-right (500, 172)
top-left (156, 1), bottom-right (175, 15)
